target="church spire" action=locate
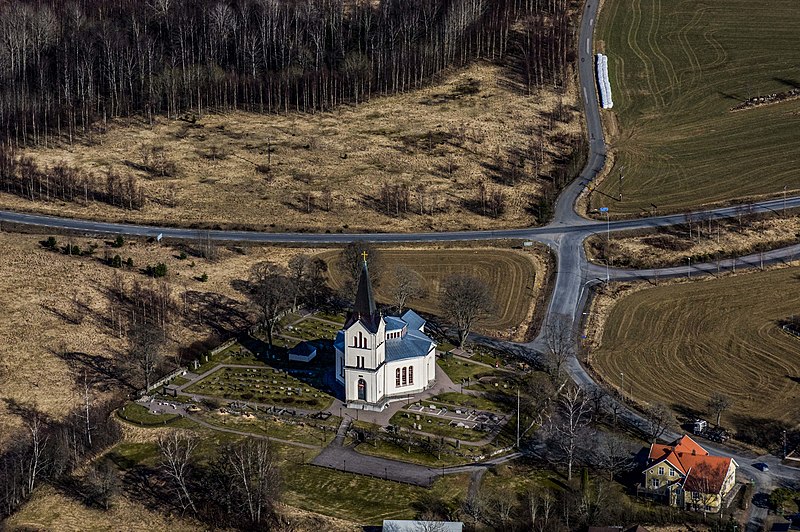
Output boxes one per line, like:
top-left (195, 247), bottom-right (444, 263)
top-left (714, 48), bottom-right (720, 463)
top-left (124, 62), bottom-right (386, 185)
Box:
top-left (353, 253), bottom-right (377, 320)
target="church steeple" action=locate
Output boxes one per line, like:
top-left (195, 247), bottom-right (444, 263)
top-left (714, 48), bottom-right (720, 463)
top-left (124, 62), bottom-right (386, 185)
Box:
top-left (347, 253), bottom-right (378, 331)
top-left (353, 254), bottom-right (376, 318)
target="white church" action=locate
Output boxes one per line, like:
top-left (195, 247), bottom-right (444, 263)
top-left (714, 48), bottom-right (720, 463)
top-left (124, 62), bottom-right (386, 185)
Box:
top-left (334, 258), bottom-right (437, 411)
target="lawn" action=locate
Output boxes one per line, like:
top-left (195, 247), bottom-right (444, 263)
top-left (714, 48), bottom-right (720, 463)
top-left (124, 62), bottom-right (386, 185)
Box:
top-left (437, 357), bottom-right (497, 384)
top-left (592, 267), bottom-right (800, 430)
top-left (184, 366), bottom-right (334, 410)
top-left (480, 460), bottom-right (566, 496)
top-left (282, 464), bottom-right (470, 524)
top-left (352, 437), bottom-right (488, 467)
top-left (117, 403), bottom-right (182, 426)
top-left (431, 392), bottom-right (511, 414)
top-left (593, 0), bottom-right (800, 215)
top-left (390, 409), bottom-right (489, 443)
top-left (195, 410), bottom-right (340, 446)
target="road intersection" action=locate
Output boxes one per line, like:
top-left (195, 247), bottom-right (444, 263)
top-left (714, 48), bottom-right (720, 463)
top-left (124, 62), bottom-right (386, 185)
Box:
top-left (0, 0), bottom-right (796, 520)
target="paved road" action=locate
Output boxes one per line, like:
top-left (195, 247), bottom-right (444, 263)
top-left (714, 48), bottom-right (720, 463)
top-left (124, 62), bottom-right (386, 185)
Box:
top-left (0, 0), bottom-right (797, 515)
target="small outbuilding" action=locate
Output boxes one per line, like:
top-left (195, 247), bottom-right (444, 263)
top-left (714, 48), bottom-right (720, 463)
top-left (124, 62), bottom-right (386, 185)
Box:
top-left (289, 341), bottom-right (317, 363)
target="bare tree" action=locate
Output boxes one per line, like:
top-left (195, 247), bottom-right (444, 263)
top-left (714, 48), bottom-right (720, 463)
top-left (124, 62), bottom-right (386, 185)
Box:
top-left (461, 491), bottom-right (483, 528)
top-left (644, 403), bottom-right (673, 443)
top-left (392, 265), bottom-right (425, 313)
top-left (592, 432), bottom-right (634, 481)
top-left (219, 438), bottom-right (281, 526)
top-left (87, 460), bottom-right (120, 510)
top-left (25, 413), bottom-right (49, 495)
top-left (526, 487), bottom-right (555, 532)
top-left (550, 386), bottom-right (591, 481)
top-left (544, 315), bottom-right (575, 382)
top-left (439, 274), bottom-right (493, 347)
top-left (127, 322), bottom-right (166, 391)
top-left (248, 262), bottom-right (293, 352)
top-left (159, 432), bottom-right (198, 515)
top-left (340, 241), bottom-right (381, 295)
top-left (706, 393), bottom-right (732, 426)
top-left (288, 254), bottom-right (312, 311)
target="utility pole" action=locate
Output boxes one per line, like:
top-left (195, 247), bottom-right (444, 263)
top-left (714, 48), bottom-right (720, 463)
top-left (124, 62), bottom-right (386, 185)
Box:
top-left (688, 257), bottom-right (691, 278)
top-left (784, 185), bottom-right (788, 215)
top-left (516, 387), bottom-right (520, 449)
top-left (620, 372), bottom-right (625, 397)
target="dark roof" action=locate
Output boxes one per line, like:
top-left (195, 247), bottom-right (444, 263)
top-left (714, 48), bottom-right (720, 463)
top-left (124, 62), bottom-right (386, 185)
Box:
top-left (346, 260), bottom-right (379, 332)
top-left (289, 341), bottom-right (317, 357)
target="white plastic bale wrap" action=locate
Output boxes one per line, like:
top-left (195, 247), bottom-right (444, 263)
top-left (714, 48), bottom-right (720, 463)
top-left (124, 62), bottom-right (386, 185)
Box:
top-left (596, 53), bottom-right (613, 109)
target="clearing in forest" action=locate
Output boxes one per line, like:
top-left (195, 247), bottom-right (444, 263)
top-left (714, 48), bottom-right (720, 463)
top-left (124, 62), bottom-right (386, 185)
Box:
top-left (593, 0), bottom-right (800, 215)
top-left (9, 63), bottom-right (580, 233)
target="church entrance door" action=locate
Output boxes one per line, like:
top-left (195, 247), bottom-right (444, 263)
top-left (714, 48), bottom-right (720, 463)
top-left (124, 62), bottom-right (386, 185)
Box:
top-left (357, 379), bottom-right (367, 401)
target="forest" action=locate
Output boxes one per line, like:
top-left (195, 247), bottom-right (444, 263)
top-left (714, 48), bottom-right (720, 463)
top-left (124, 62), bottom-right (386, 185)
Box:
top-left (0, 0), bottom-right (575, 147)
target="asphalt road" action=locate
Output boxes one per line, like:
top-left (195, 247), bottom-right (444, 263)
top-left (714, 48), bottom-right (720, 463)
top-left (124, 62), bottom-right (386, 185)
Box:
top-left (0, 0), bottom-right (797, 516)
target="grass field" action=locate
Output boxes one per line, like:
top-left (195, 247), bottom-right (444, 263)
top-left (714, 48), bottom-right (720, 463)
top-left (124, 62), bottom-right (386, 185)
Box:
top-left (584, 213), bottom-right (800, 269)
top-left (9, 63), bottom-right (580, 233)
top-left (593, 0), bottom-right (800, 215)
top-left (0, 231), bottom-right (319, 450)
top-left (592, 267), bottom-right (800, 430)
top-left (320, 247), bottom-right (544, 340)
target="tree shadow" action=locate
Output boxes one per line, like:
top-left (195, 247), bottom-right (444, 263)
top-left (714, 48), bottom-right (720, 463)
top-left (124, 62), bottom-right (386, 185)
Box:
top-left (51, 348), bottom-right (132, 393)
top-left (183, 290), bottom-right (251, 337)
top-left (774, 77), bottom-right (800, 89)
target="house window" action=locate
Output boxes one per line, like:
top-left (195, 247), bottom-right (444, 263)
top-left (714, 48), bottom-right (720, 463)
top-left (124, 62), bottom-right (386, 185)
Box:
top-left (396, 368), bottom-right (401, 387)
top-left (651, 478), bottom-right (660, 488)
top-left (658, 466), bottom-right (664, 476)
top-left (408, 366), bottom-right (413, 385)
top-left (669, 467), bottom-right (675, 477)
top-left (402, 367), bottom-right (407, 386)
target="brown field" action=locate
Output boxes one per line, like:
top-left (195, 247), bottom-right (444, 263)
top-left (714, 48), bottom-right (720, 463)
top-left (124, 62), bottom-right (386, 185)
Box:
top-left (0, 231), bottom-right (320, 449)
top-left (319, 247), bottom-right (546, 341)
top-left (8, 63), bottom-right (580, 233)
top-left (584, 213), bottom-right (800, 269)
top-left (591, 267), bottom-right (800, 429)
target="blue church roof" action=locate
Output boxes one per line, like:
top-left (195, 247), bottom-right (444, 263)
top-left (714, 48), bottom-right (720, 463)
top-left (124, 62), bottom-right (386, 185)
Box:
top-left (385, 328), bottom-right (435, 362)
top-left (401, 309), bottom-right (425, 331)
top-left (334, 331), bottom-right (345, 352)
top-left (385, 316), bottom-right (406, 331)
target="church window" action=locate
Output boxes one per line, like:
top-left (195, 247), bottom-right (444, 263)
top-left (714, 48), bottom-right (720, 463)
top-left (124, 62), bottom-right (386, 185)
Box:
top-left (396, 368), bottom-right (401, 386)
top-left (408, 366), bottom-right (413, 384)
top-left (402, 367), bottom-right (407, 385)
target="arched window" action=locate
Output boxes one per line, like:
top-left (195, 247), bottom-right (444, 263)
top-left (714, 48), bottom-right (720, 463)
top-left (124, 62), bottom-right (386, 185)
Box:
top-left (408, 366), bottom-right (413, 385)
top-left (402, 367), bottom-right (407, 386)
top-left (395, 368), bottom-right (401, 387)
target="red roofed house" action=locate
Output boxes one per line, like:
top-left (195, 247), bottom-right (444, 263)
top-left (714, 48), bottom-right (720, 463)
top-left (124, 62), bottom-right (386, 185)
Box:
top-left (642, 435), bottom-right (738, 512)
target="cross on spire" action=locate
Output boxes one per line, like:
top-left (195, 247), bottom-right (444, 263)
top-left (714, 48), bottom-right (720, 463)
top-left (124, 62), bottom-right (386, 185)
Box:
top-left (361, 251), bottom-right (368, 264)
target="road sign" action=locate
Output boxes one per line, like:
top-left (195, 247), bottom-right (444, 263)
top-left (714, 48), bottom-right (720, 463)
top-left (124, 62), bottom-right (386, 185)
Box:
top-left (599, 207), bottom-right (609, 212)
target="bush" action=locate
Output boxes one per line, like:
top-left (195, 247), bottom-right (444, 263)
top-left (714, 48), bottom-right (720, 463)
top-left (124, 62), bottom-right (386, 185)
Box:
top-left (199, 272), bottom-right (208, 282)
top-left (146, 262), bottom-right (168, 277)
top-left (126, 257), bottom-right (134, 268)
top-left (113, 235), bottom-right (125, 248)
top-left (43, 236), bottom-right (58, 249)
top-left (110, 254), bottom-right (122, 268)
top-left (178, 251), bottom-right (188, 260)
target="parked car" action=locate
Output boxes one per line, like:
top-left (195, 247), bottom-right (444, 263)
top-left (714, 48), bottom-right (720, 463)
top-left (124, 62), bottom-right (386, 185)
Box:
top-left (753, 462), bottom-right (770, 472)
